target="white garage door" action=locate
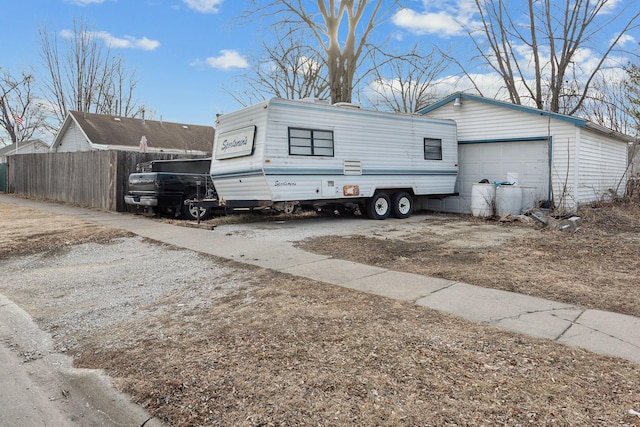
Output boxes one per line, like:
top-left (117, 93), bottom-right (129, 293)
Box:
top-left (424, 139), bottom-right (550, 213)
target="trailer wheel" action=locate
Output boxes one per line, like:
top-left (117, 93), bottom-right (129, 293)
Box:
top-left (182, 194), bottom-right (211, 221)
top-left (367, 192), bottom-right (391, 220)
top-left (391, 192), bottom-right (413, 219)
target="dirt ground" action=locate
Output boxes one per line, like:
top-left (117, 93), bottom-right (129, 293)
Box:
top-left (297, 204), bottom-right (640, 318)
top-left (1, 200), bottom-right (639, 426)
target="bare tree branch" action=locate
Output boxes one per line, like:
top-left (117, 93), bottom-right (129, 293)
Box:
top-left (367, 45), bottom-right (450, 113)
top-left (226, 26), bottom-right (329, 106)
top-left (0, 69), bottom-right (47, 145)
top-left (38, 18), bottom-right (142, 127)
top-left (245, 0), bottom-right (398, 104)
top-left (468, 0), bottom-right (640, 114)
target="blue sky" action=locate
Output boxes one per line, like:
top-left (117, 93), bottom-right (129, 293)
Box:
top-left (2, 0), bottom-right (639, 132)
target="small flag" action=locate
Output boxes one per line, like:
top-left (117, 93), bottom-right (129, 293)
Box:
top-left (14, 116), bottom-right (24, 127)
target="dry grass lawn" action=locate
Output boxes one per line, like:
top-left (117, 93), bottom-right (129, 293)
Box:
top-left (1, 199), bottom-right (639, 426)
top-left (297, 204), bottom-right (640, 318)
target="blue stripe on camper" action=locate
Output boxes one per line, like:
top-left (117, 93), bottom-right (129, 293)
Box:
top-left (262, 167), bottom-right (457, 176)
top-left (264, 167), bottom-right (343, 175)
top-left (363, 169), bottom-right (457, 176)
top-left (211, 169), bottom-right (264, 179)
top-left (213, 167), bottom-right (458, 179)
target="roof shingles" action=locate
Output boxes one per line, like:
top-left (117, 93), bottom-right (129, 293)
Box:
top-left (69, 111), bottom-right (214, 153)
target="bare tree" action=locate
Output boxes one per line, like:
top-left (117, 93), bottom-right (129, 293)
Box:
top-left (580, 71), bottom-right (634, 135)
top-left (0, 69), bottom-right (47, 145)
top-left (468, 0), bottom-right (640, 114)
top-left (246, 0), bottom-right (396, 104)
top-left (228, 27), bottom-right (330, 106)
top-left (367, 45), bottom-right (450, 113)
top-left (96, 57), bottom-right (141, 117)
top-left (38, 18), bottom-right (142, 126)
top-left (624, 62), bottom-right (640, 134)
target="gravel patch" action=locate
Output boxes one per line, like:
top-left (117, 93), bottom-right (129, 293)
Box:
top-left (1, 236), bottom-right (255, 354)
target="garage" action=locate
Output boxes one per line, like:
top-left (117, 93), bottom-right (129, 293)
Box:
top-left (419, 93), bottom-right (631, 214)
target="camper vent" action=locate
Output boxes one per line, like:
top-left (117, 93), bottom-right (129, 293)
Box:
top-left (343, 159), bottom-right (362, 175)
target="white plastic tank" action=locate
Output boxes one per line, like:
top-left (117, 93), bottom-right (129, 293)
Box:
top-left (471, 184), bottom-right (496, 217)
top-left (496, 185), bottom-right (523, 216)
top-left (519, 186), bottom-right (537, 212)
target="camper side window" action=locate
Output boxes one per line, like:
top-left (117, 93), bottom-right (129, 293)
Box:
top-left (424, 138), bottom-right (443, 160)
top-left (289, 128), bottom-right (334, 157)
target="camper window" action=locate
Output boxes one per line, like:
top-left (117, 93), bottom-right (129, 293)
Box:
top-left (289, 128), bottom-right (334, 157)
top-left (424, 138), bottom-right (443, 160)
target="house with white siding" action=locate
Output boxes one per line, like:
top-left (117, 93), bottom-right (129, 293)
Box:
top-left (418, 93), bottom-right (632, 213)
top-left (50, 111), bottom-right (214, 155)
top-left (0, 139), bottom-right (49, 163)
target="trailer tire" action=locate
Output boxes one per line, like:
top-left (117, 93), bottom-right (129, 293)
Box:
top-left (181, 193), bottom-right (212, 221)
top-left (367, 192), bottom-right (391, 220)
top-left (391, 191), bottom-right (413, 219)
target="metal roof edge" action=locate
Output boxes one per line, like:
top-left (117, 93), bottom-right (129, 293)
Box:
top-left (418, 92), bottom-right (586, 127)
top-left (584, 121), bottom-right (635, 143)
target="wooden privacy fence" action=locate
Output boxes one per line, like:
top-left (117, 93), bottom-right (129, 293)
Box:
top-left (7, 151), bottom-right (207, 212)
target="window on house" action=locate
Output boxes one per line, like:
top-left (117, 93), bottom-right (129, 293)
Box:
top-left (289, 128), bottom-right (334, 156)
top-left (424, 138), bottom-right (443, 160)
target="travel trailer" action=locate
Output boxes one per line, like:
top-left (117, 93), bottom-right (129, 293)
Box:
top-left (210, 98), bottom-right (458, 219)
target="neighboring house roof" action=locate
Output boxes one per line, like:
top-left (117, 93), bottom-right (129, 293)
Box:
top-left (0, 139), bottom-right (50, 161)
top-left (419, 92), bottom-right (634, 143)
top-left (51, 111), bottom-right (214, 154)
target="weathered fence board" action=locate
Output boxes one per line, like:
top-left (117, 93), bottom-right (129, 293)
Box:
top-left (7, 151), bottom-right (206, 212)
top-left (0, 163), bottom-right (7, 192)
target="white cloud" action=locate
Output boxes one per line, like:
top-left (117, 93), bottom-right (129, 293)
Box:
top-left (202, 50), bottom-right (249, 70)
top-left (392, 0), bottom-right (479, 37)
top-left (183, 0), bottom-right (223, 14)
top-left (60, 29), bottom-right (161, 51)
top-left (392, 8), bottom-right (464, 37)
top-left (613, 33), bottom-right (635, 47)
top-left (430, 72), bottom-right (508, 100)
top-left (599, 0), bottom-right (622, 15)
top-left (363, 71), bottom-right (515, 111)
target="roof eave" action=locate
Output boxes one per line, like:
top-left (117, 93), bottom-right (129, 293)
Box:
top-left (418, 92), bottom-right (586, 127)
top-left (51, 111), bottom-right (94, 150)
top-left (94, 143), bottom-right (210, 155)
top-left (584, 122), bottom-right (636, 143)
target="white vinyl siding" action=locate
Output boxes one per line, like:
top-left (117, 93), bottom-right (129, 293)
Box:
top-left (423, 96), bottom-right (629, 213)
top-left (54, 121), bottom-right (92, 152)
top-left (576, 130), bottom-right (628, 203)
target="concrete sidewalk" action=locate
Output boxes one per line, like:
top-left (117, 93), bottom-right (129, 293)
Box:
top-left (0, 294), bottom-right (163, 427)
top-left (2, 194), bottom-right (639, 365)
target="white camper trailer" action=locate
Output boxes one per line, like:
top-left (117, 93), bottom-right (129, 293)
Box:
top-left (210, 98), bottom-right (458, 219)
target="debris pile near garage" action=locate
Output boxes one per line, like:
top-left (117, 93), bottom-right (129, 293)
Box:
top-left (497, 213), bottom-right (534, 223)
top-left (528, 210), bottom-right (582, 232)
